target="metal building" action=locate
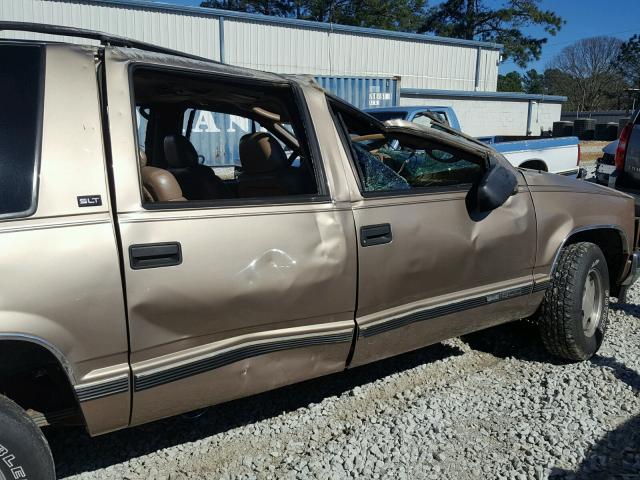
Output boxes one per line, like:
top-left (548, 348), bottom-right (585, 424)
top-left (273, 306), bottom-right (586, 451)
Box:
top-left (1, 0), bottom-right (501, 91)
top-left (401, 90), bottom-right (568, 137)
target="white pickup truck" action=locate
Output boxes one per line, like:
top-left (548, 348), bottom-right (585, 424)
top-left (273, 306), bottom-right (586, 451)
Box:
top-left (366, 106), bottom-right (583, 177)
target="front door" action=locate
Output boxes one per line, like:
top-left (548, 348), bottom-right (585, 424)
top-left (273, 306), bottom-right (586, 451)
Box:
top-left (328, 99), bottom-right (537, 366)
top-left (105, 54), bottom-right (357, 424)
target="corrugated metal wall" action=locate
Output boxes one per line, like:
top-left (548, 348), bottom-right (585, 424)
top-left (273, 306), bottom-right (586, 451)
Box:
top-left (1, 0), bottom-right (500, 91)
top-left (477, 49), bottom-right (498, 92)
top-left (224, 18), bottom-right (329, 74)
top-left (0, 0), bottom-right (220, 59)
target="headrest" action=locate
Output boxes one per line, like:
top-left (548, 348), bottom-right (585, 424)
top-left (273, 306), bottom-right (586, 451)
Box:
top-left (164, 135), bottom-right (199, 169)
top-left (239, 132), bottom-right (288, 174)
top-left (139, 149), bottom-right (147, 168)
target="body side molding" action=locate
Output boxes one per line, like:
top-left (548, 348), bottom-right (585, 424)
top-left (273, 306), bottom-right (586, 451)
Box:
top-left (359, 283), bottom-right (536, 338)
top-left (134, 330), bottom-right (354, 392)
top-left (75, 375), bottom-right (129, 402)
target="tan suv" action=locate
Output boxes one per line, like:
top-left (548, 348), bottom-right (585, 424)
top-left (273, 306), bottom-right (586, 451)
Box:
top-left (1, 23), bottom-right (639, 479)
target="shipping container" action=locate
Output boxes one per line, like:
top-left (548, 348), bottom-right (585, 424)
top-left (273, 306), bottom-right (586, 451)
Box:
top-left (136, 76), bottom-right (400, 167)
top-left (314, 76), bottom-right (400, 110)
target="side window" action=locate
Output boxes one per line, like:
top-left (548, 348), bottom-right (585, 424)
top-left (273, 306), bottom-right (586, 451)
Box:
top-left (413, 112), bottom-right (450, 128)
top-left (133, 68), bottom-right (321, 205)
top-left (0, 45), bottom-right (44, 218)
top-left (412, 113), bottom-right (432, 127)
top-left (376, 144), bottom-right (484, 189)
top-left (183, 109), bottom-right (262, 166)
top-left (432, 111), bottom-right (450, 126)
top-left (330, 100), bottom-right (483, 194)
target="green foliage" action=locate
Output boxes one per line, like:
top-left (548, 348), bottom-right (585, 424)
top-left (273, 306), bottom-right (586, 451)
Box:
top-left (497, 71), bottom-right (523, 92)
top-left (542, 67), bottom-right (572, 97)
top-left (309, 0), bottom-right (427, 31)
top-left (200, 0), bottom-right (427, 31)
top-left (618, 34), bottom-right (640, 89)
top-left (199, 1), bottom-right (287, 16)
top-left (522, 69), bottom-right (544, 94)
top-left (498, 69), bottom-right (545, 94)
top-left (420, 0), bottom-right (563, 68)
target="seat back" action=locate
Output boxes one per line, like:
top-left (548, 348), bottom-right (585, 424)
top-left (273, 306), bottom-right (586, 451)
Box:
top-left (139, 150), bottom-right (186, 202)
top-left (164, 135), bottom-right (229, 200)
top-left (237, 132), bottom-right (305, 198)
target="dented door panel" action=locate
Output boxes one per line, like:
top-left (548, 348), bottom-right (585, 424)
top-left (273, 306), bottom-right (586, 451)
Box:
top-left (350, 178), bottom-right (537, 366)
top-left (103, 53), bottom-right (358, 423)
top-left (116, 205), bottom-right (357, 424)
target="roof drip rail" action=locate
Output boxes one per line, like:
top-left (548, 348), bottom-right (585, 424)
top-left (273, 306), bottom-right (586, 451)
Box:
top-left (0, 21), bottom-right (219, 64)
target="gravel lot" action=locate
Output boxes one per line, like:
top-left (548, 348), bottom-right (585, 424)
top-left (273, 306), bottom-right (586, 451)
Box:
top-left (579, 141), bottom-right (609, 163)
top-left (48, 281), bottom-right (639, 480)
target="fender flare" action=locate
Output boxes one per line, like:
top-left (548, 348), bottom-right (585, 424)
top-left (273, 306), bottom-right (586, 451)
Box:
top-left (0, 333), bottom-right (76, 385)
top-left (549, 225), bottom-right (629, 277)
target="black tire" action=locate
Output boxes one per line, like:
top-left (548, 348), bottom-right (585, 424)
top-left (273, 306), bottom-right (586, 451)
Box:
top-left (537, 242), bottom-right (610, 361)
top-left (0, 395), bottom-right (55, 480)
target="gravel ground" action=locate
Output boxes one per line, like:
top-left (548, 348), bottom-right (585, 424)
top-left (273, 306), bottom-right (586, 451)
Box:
top-left (579, 141), bottom-right (609, 163)
top-left (48, 281), bottom-right (640, 480)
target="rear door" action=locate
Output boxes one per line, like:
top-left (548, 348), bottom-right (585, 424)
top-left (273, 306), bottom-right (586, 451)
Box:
top-left (105, 52), bottom-right (357, 425)
top-left (329, 100), bottom-right (538, 366)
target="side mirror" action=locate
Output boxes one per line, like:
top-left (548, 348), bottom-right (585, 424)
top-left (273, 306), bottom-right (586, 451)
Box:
top-left (475, 164), bottom-right (518, 211)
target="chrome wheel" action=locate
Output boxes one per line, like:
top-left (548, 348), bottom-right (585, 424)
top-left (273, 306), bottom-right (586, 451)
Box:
top-left (582, 268), bottom-right (603, 337)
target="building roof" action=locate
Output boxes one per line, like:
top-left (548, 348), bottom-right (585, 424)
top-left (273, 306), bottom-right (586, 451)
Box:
top-left (401, 88), bottom-right (567, 103)
top-left (83, 0), bottom-right (503, 50)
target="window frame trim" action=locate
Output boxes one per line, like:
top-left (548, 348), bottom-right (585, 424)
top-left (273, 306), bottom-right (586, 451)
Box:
top-left (0, 44), bottom-right (46, 221)
top-left (126, 63), bottom-right (331, 210)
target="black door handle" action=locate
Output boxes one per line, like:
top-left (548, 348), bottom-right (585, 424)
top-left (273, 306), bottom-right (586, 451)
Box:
top-left (360, 224), bottom-right (392, 247)
top-left (129, 242), bottom-right (182, 270)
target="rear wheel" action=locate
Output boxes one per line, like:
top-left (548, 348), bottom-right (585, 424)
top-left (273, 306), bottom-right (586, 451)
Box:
top-left (0, 395), bottom-right (55, 480)
top-left (537, 242), bottom-right (609, 361)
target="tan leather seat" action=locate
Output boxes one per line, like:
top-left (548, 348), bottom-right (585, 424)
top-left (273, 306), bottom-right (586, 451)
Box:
top-left (164, 135), bottom-right (230, 200)
top-left (139, 150), bottom-right (186, 202)
top-left (237, 132), bottom-right (308, 197)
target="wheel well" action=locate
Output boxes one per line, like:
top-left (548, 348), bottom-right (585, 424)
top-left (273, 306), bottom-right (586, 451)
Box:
top-left (519, 159), bottom-right (548, 172)
top-left (0, 341), bottom-right (83, 428)
top-left (563, 229), bottom-right (627, 296)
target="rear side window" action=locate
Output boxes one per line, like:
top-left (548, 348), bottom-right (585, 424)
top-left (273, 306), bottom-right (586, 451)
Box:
top-left (0, 45), bottom-right (44, 218)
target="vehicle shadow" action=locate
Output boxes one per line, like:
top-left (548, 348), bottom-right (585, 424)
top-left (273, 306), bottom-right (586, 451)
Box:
top-left (549, 354), bottom-right (639, 479)
top-left (47, 341), bottom-right (464, 478)
top-left (610, 299), bottom-right (640, 318)
top-left (460, 300), bottom-right (636, 364)
top-left (459, 319), bottom-right (561, 363)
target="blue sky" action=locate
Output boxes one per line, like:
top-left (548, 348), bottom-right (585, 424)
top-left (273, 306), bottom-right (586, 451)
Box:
top-left (151, 0), bottom-right (639, 74)
top-left (496, 0), bottom-right (640, 74)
